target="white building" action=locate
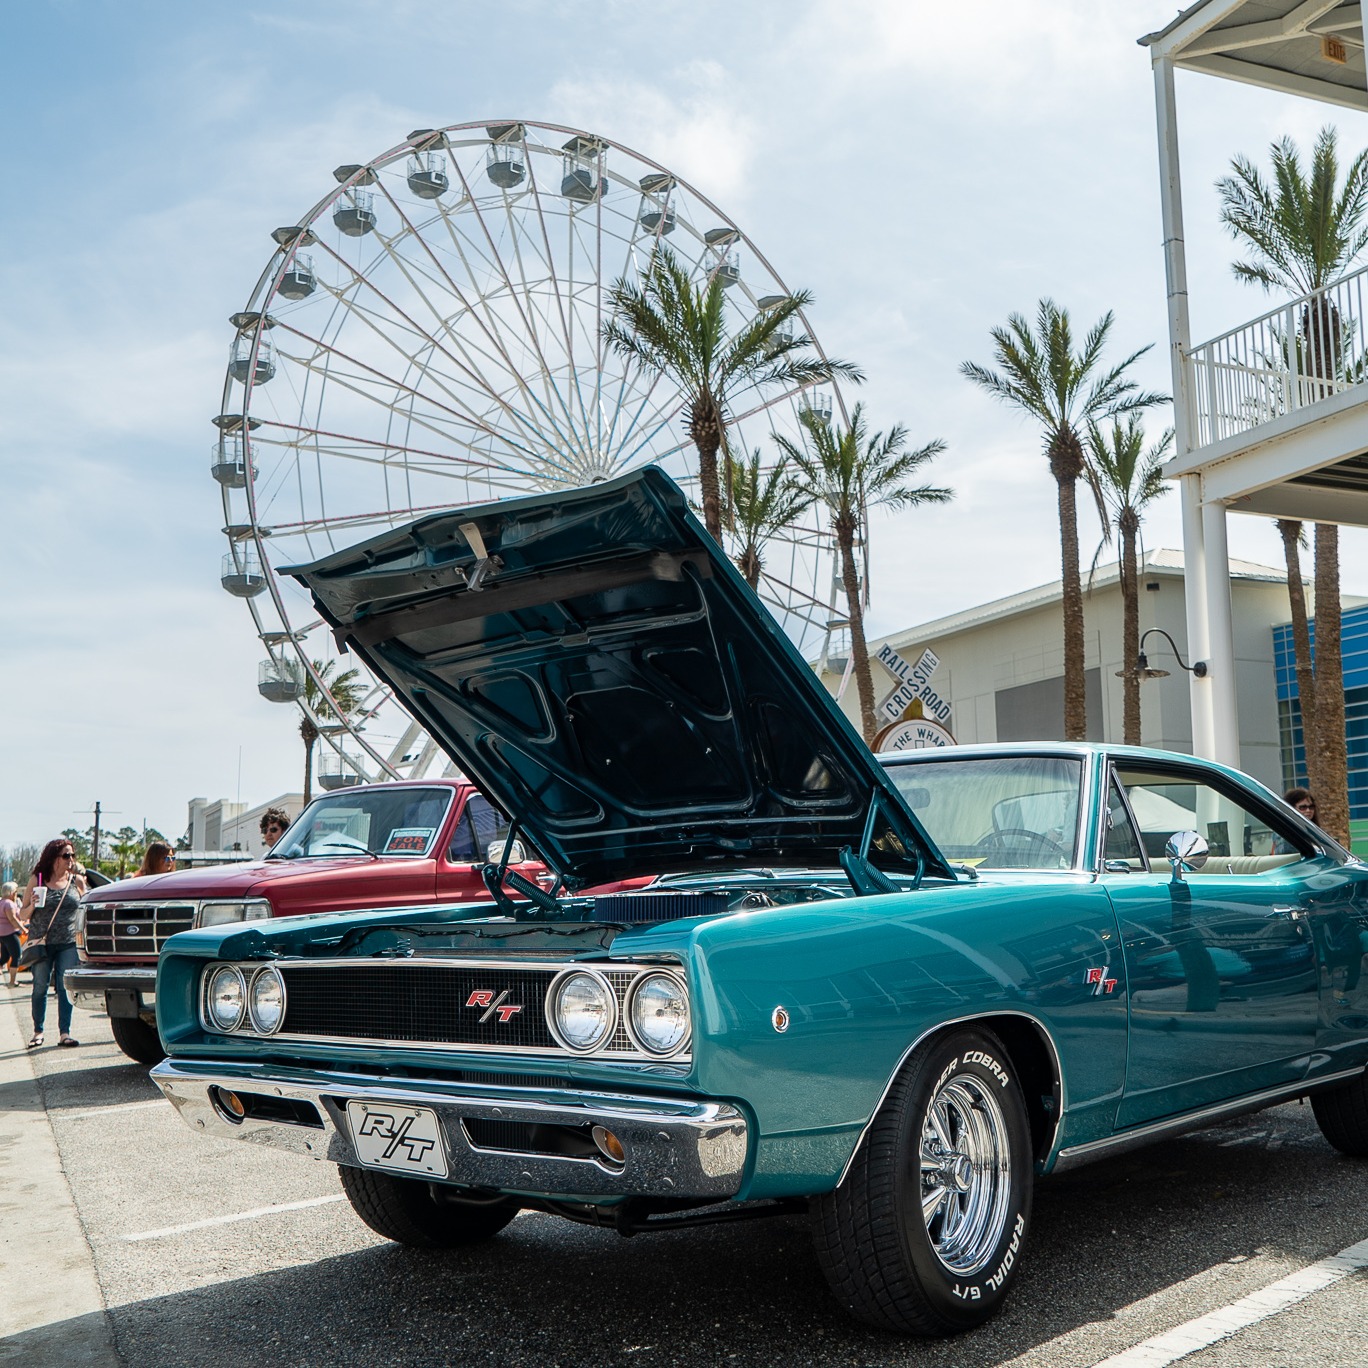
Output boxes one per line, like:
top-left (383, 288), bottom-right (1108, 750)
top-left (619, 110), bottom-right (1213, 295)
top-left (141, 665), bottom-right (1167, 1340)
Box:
top-left (185, 793), bottom-right (304, 859)
top-left (1141, 2), bottom-right (1368, 765)
top-left (824, 551), bottom-right (1301, 793)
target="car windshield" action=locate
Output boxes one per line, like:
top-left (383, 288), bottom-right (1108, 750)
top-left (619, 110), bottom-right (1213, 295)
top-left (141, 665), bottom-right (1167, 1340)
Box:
top-left (886, 756), bottom-right (1082, 870)
top-left (269, 787), bottom-right (452, 859)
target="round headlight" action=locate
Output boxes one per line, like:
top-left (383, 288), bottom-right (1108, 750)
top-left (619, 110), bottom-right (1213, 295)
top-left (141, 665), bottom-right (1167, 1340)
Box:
top-left (549, 971), bottom-right (616, 1052)
top-left (249, 966), bottom-right (286, 1034)
top-left (628, 973), bottom-right (689, 1056)
top-left (205, 965), bottom-right (246, 1032)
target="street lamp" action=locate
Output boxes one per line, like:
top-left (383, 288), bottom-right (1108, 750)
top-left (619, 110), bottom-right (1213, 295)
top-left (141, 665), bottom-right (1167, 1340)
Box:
top-left (1125, 627), bottom-right (1208, 680)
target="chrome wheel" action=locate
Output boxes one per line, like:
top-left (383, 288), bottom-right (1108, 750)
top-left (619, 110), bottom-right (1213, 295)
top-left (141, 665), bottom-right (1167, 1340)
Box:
top-left (919, 1074), bottom-right (1013, 1276)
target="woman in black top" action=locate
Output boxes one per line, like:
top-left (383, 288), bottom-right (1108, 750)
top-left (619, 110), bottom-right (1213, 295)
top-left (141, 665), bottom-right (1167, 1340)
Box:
top-left (21, 838), bottom-right (87, 1048)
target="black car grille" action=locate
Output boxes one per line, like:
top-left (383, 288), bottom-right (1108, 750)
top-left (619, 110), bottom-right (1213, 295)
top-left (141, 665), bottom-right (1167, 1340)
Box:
top-left (271, 961), bottom-right (682, 1058)
top-left (84, 903), bottom-right (197, 956)
top-left (279, 965), bottom-right (560, 1050)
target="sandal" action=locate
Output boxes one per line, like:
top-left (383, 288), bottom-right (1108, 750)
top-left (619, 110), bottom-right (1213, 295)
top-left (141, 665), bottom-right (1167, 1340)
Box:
top-left (27, 1034), bottom-right (43, 1049)
top-left (58, 1036), bottom-right (79, 1048)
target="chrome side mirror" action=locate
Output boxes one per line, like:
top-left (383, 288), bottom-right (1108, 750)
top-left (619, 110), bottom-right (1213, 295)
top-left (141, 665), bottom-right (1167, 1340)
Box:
top-left (487, 838), bottom-right (526, 865)
top-left (1165, 830), bottom-right (1208, 881)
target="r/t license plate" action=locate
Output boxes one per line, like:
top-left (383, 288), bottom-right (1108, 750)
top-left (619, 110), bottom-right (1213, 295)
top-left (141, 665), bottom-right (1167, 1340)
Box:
top-left (346, 1102), bottom-right (448, 1178)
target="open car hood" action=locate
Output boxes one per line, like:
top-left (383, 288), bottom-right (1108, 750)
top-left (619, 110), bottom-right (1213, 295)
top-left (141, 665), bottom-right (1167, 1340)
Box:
top-left (289, 469), bottom-right (954, 888)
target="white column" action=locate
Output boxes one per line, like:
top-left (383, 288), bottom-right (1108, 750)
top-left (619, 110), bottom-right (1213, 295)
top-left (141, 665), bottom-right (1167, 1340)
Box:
top-left (1202, 497), bottom-right (1242, 767)
top-left (1181, 474), bottom-right (1216, 758)
top-left (1153, 57), bottom-right (1195, 455)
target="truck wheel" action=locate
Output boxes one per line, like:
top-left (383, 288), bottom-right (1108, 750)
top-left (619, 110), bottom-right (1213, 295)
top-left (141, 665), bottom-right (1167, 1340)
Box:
top-left (1311, 1071), bottom-right (1368, 1156)
top-left (812, 1027), bottom-right (1033, 1335)
top-left (109, 1015), bottom-right (166, 1065)
top-left (337, 1164), bottom-right (519, 1247)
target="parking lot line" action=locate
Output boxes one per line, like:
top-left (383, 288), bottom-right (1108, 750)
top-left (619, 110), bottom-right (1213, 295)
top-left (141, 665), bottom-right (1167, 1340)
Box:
top-left (1094, 1236), bottom-right (1368, 1367)
top-left (121, 1193), bottom-right (347, 1242)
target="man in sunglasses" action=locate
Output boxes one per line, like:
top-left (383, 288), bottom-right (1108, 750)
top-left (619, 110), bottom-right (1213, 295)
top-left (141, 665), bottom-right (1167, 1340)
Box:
top-left (259, 808), bottom-right (291, 852)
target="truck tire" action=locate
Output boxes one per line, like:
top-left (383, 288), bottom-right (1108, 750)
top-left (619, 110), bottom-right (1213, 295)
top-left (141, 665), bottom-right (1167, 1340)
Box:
top-left (1311, 1071), bottom-right (1368, 1156)
top-left (338, 1164), bottom-right (520, 1247)
top-left (812, 1027), bottom-right (1033, 1335)
top-left (109, 1014), bottom-right (166, 1065)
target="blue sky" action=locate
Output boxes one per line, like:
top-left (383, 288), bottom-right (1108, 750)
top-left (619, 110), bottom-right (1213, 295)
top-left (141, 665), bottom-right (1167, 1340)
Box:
top-left (3, 1), bottom-right (1367, 844)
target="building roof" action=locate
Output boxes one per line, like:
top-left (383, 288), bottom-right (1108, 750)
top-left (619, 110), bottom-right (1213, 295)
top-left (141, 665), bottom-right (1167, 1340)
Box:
top-left (1140, 1), bottom-right (1366, 112)
top-left (872, 548), bottom-right (1287, 653)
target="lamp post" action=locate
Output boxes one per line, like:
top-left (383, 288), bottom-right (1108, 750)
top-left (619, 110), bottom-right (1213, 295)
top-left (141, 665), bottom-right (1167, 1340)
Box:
top-left (1132, 627), bottom-right (1207, 680)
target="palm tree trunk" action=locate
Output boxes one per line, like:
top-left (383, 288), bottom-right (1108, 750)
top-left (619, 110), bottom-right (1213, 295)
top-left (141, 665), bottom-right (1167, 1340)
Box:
top-left (301, 717), bottom-right (318, 807)
top-left (1313, 523), bottom-right (1349, 845)
top-left (1056, 474), bottom-right (1086, 741)
top-left (690, 395), bottom-right (723, 541)
top-left (1120, 515), bottom-right (1141, 745)
top-left (738, 546), bottom-right (761, 591)
top-left (1276, 520), bottom-right (1317, 791)
top-left (840, 526), bottom-right (877, 744)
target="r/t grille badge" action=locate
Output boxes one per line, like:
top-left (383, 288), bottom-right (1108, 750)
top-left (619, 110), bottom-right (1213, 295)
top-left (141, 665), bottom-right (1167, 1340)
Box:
top-left (466, 989), bottom-right (524, 1023)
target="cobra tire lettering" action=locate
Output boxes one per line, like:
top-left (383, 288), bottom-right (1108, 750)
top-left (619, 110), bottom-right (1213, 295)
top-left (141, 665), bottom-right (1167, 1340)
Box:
top-left (984, 1212), bottom-right (1027, 1291)
top-left (951, 1282), bottom-right (981, 1300)
top-left (963, 1049), bottom-right (1011, 1088)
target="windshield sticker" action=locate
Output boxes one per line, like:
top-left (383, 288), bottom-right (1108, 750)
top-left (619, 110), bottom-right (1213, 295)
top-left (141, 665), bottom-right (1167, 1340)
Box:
top-left (384, 827), bottom-right (435, 854)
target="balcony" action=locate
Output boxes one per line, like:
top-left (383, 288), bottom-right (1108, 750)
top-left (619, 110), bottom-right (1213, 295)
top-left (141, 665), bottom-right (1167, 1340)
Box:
top-left (1186, 261), bottom-right (1368, 450)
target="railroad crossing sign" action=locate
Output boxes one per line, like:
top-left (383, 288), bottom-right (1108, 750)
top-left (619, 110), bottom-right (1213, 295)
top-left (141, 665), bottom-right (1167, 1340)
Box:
top-left (873, 717), bottom-right (956, 752)
top-left (874, 643), bottom-right (953, 727)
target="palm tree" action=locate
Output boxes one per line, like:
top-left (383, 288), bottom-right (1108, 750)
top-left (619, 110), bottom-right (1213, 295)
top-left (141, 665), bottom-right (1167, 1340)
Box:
top-left (778, 405), bottom-right (952, 744)
top-left (961, 302), bottom-right (1165, 740)
top-left (1088, 417), bottom-right (1172, 745)
top-left (1218, 127), bottom-right (1368, 844)
top-left (603, 245), bottom-right (862, 541)
top-left (726, 451), bottom-right (812, 591)
top-left (1275, 520), bottom-right (1317, 795)
top-left (299, 659), bottom-right (365, 805)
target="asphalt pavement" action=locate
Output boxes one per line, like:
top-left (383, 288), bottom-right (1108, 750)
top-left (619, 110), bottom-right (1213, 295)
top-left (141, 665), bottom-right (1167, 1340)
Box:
top-left (2, 983), bottom-right (1366, 1367)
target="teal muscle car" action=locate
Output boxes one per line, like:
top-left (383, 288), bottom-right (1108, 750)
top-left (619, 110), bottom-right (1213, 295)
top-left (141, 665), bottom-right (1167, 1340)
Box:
top-left (151, 469), bottom-right (1368, 1336)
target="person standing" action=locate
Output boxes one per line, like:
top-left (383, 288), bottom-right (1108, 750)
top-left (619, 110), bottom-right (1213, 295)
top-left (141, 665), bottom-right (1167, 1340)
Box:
top-left (20, 839), bottom-right (86, 1048)
top-left (0, 881), bottom-right (24, 988)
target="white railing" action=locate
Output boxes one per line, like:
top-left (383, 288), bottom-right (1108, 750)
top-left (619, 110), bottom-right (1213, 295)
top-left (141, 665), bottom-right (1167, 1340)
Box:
top-left (1186, 260), bottom-right (1368, 448)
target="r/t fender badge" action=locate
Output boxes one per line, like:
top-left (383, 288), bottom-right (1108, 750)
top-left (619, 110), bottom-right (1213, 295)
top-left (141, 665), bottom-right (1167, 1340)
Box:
top-left (1085, 967), bottom-right (1118, 996)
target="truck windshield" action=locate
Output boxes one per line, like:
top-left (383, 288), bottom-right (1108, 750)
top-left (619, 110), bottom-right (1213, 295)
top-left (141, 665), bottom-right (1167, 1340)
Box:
top-left (269, 787), bottom-right (453, 859)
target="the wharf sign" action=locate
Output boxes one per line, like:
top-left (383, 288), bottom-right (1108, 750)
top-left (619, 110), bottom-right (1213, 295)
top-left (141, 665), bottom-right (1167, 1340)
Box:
top-left (875, 643), bottom-right (952, 726)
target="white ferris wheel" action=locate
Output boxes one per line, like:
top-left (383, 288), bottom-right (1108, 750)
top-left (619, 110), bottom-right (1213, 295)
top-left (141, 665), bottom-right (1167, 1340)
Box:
top-left (215, 119), bottom-right (854, 787)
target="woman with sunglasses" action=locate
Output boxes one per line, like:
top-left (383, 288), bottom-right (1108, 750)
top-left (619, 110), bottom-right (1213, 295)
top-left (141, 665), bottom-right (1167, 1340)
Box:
top-left (132, 841), bottom-right (176, 878)
top-left (20, 839), bottom-right (87, 1048)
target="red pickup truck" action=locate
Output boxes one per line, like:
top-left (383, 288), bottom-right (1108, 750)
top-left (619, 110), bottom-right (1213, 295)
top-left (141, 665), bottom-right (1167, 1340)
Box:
top-left (69, 780), bottom-right (552, 1063)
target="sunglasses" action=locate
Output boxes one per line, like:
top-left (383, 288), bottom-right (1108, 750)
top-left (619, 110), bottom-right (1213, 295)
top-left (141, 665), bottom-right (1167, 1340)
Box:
top-left (59, 852), bottom-right (75, 859)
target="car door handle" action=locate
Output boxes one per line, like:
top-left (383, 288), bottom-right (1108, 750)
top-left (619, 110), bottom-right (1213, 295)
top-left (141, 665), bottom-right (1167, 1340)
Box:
top-left (1273, 904), bottom-right (1307, 920)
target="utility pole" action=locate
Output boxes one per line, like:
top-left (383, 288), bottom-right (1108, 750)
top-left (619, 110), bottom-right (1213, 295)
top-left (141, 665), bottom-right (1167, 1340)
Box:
top-left (74, 801), bottom-right (120, 869)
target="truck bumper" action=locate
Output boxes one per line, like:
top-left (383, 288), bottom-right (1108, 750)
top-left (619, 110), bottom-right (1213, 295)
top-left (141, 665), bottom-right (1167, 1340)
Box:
top-left (66, 967), bottom-right (157, 1019)
top-left (151, 1057), bottom-right (748, 1201)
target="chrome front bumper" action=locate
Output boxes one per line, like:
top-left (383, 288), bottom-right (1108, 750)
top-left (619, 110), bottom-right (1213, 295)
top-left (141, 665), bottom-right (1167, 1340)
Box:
top-left (66, 966), bottom-right (157, 1015)
top-left (150, 1058), bottom-right (749, 1200)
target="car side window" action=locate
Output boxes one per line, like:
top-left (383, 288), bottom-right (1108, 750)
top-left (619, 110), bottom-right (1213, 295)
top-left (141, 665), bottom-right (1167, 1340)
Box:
top-left (1115, 765), bottom-right (1302, 874)
top-left (447, 807), bottom-right (479, 861)
top-left (1103, 777), bottom-right (1147, 870)
top-left (449, 795), bottom-right (511, 863)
